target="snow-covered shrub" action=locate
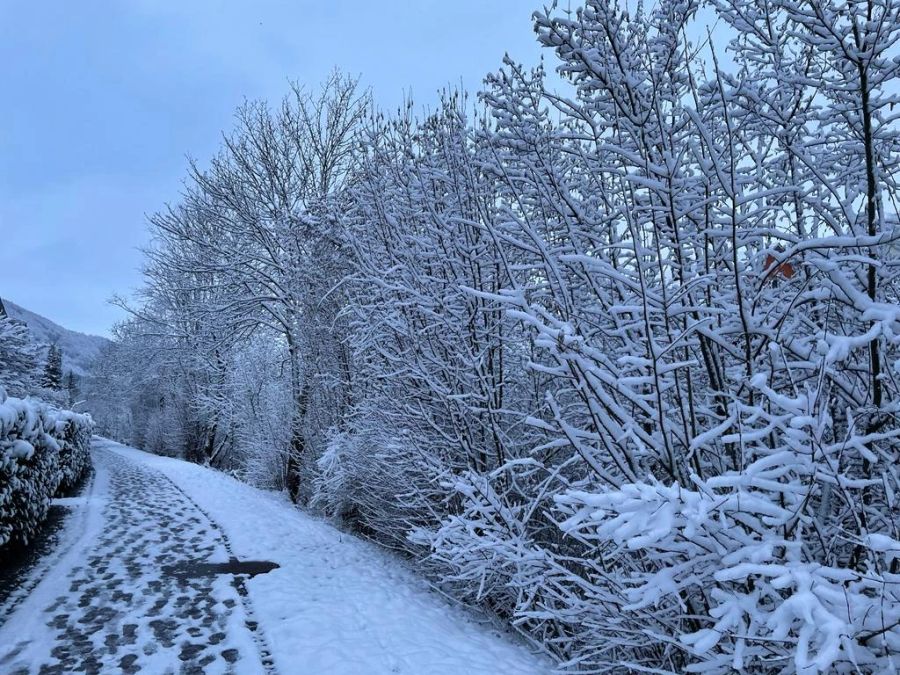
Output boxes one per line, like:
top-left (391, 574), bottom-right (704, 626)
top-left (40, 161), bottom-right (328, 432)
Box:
top-left (31, 385), bottom-right (68, 408)
top-left (414, 458), bottom-right (673, 670)
top-left (0, 390), bottom-right (93, 548)
top-left (0, 393), bottom-right (60, 549)
top-left (411, 460), bottom-right (583, 623)
top-left (314, 423), bottom-right (451, 551)
top-left (229, 336), bottom-right (293, 489)
top-left (54, 409), bottom-right (94, 494)
top-left (557, 474), bottom-right (900, 673)
top-left (406, 0), bottom-right (900, 669)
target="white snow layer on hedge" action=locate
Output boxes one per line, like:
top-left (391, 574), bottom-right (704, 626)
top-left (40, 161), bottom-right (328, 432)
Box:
top-left (0, 388), bottom-right (93, 548)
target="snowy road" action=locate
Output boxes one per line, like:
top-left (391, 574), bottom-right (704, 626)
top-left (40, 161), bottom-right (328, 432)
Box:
top-left (0, 440), bottom-right (549, 674)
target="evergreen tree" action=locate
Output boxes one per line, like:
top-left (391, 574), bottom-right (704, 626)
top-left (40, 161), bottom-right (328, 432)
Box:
top-left (65, 370), bottom-right (79, 406)
top-left (0, 315), bottom-right (40, 397)
top-left (41, 344), bottom-right (64, 390)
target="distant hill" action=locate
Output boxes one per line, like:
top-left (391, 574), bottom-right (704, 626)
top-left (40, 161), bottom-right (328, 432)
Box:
top-left (1, 299), bottom-right (110, 376)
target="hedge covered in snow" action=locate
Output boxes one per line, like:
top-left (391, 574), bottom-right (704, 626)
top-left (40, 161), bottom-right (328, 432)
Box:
top-left (0, 389), bottom-right (93, 549)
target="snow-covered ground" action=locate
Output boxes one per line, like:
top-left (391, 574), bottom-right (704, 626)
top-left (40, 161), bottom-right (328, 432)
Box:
top-left (0, 438), bottom-right (550, 674)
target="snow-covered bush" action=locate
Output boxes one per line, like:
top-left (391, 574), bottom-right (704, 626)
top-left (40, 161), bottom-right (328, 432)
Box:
top-left (54, 409), bottom-right (94, 494)
top-left (0, 390), bottom-right (93, 549)
top-left (229, 336), bottom-right (293, 489)
top-left (557, 474), bottom-right (900, 673)
top-left (409, 460), bottom-right (597, 645)
top-left (314, 424), bottom-right (450, 550)
top-left (368, 0), bottom-right (900, 669)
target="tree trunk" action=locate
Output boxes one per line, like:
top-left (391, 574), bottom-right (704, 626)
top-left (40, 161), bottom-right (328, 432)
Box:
top-left (285, 337), bottom-right (308, 503)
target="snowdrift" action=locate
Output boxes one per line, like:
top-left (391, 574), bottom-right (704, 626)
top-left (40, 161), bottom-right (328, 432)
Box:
top-left (0, 389), bottom-right (93, 549)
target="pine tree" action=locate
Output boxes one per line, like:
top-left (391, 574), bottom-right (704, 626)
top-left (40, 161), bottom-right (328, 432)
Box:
top-left (41, 344), bottom-right (64, 390)
top-left (0, 315), bottom-right (40, 397)
top-left (65, 370), bottom-right (79, 406)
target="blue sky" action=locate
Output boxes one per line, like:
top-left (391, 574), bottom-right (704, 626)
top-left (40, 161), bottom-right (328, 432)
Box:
top-left (0, 1), bottom-right (544, 336)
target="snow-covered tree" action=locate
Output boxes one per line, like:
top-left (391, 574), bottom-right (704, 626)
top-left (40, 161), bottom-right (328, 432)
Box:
top-left (98, 71), bottom-right (368, 497)
top-left (40, 344), bottom-right (63, 390)
top-left (93, 2), bottom-right (900, 669)
top-left (0, 314), bottom-right (40, 397)
top-left (64, 370), bottom-right (79, 407)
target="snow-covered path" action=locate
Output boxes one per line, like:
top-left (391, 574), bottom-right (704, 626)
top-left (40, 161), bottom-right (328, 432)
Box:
top-left (0, 446), bottom-right (263, 674)
top-left (0, 439), bottom-right (549, 674)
